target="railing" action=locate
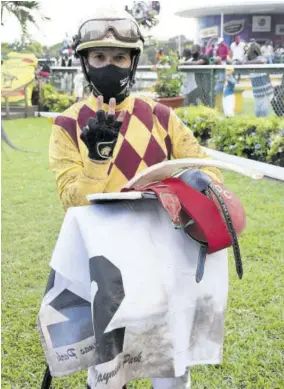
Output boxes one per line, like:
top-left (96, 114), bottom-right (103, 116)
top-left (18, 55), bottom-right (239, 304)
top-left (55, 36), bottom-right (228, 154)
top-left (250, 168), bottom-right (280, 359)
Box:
top-left (179, 64), bottom-right (284, 109)
top-left (49, 64), bottom-right (284, 116)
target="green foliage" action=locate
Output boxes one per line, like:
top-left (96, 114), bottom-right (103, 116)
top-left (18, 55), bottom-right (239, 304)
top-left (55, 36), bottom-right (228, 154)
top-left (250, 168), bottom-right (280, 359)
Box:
top-left (40, 83), bottom-right (76, 113)
top-left (212, 116), bottom-right (281, 164)
top-left (2, 39), bottom-right (45, 57)
top-left (1, 42), bottom-right (10, 56)
top-left (175, 105), bottom-right (220, 143)
top-left (175, 106), bottom-right (284, 166)
top-left (139, 46), bottom-right (157, 65)
top-left (266, 129), bottom-right (284, 166)
top-left (46, 42), bottom-right (63, 58)
top-left (2, 118), bottom-right (284, 388)
top-left (154, 51), bottom-right (184, 97)
top-left (2, 39), bottom-right (63, 59)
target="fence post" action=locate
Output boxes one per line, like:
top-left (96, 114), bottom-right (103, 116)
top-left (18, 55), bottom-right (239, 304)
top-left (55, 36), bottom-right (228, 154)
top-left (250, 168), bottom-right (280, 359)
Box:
top-left (210, 68), bottom-right (215, 108)
top-left (37, 77), bottom-right (42, 116)
top-left (5, 97), bottom-right (10, 119)
top-left (24, 86), bottom-right (28, 118)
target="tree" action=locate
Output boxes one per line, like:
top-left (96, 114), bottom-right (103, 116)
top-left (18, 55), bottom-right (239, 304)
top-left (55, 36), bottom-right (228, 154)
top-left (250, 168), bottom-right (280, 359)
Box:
top-left (1, 1), bottom-right (50, 36)
top-left (1, 39), bottom-right (45, 57)
top-left (168, 35), bottom-right (192, 56)
top-left (1, 42), bottom-right (10, 57)
top-left (47, 42), bottom-right (63, 58)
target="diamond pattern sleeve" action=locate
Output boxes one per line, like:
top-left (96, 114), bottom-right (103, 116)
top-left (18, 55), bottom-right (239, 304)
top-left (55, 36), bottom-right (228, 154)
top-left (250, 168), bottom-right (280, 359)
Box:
top-left (49, 121), bottom-right (111, 211)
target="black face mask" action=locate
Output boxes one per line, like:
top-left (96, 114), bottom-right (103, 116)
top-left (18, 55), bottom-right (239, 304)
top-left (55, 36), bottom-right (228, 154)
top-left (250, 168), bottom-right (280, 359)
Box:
top-left (88, 64), bottom-right (131, 104)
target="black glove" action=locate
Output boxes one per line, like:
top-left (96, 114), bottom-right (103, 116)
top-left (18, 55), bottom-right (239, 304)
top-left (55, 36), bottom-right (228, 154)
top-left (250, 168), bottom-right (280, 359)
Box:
top-left (80, 110), bottom-right (123, 161)
top-left (178, 169), bottom-right (212, 192)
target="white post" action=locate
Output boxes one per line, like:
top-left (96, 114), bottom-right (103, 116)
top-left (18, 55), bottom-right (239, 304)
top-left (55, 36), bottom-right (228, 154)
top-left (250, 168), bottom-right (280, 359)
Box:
top-left (220, 12), bottom-right (224, 39)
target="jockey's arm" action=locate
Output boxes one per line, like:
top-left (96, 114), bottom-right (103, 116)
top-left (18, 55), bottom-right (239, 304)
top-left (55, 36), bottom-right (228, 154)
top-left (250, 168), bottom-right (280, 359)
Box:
top-left (49, 123), bottom-right (110, 211)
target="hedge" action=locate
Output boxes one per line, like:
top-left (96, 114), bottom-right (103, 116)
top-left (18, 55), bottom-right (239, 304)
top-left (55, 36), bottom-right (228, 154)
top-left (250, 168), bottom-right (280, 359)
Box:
top-left (40, 83), bottom-right (76, 113)
top-left (175, 106), bottom-right (284, 167)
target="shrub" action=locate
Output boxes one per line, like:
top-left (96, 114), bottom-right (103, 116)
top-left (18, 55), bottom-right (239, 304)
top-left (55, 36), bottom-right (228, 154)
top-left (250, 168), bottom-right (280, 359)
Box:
top-left (154, 51), bottom-right (184, 98)
top-left (212, 116), bottom-right (280, 162)
top-left (40, 83), bottom-right (76, 112)
top-left (175, 106), bottom-right (284, 166)
top-left (267, 130), bottom-right (284, 166)
top-left (175, 105), bottom-right (221, 144)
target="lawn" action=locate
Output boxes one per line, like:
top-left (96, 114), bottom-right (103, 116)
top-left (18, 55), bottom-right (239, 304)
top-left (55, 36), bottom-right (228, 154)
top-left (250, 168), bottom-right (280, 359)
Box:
top-left (2, 117), bottom-right (284, 389)
top-left (237, 97), bottom-right (274, 117)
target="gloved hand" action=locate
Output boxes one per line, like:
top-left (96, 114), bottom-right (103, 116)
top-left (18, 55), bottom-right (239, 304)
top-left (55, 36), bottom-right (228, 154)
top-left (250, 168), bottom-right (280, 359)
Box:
top-left (178, 169), bottom-right (212, 192)
top-left (80, 96), bottom-right (125, 161)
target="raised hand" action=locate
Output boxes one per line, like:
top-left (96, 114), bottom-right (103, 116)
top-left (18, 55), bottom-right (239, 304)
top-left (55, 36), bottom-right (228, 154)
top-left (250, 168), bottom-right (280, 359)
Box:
top-left (80, 96), bottom-right (126, 161)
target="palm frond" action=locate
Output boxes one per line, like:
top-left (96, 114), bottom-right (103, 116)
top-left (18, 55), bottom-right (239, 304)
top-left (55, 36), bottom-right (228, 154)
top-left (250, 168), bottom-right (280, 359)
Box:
top-left (1, 1), bottom-right (50, 35)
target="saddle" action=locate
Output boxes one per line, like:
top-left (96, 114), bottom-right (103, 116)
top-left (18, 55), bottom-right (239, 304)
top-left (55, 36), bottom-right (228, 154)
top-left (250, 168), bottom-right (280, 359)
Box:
top-left (122, 170), bottom-right (246, 282)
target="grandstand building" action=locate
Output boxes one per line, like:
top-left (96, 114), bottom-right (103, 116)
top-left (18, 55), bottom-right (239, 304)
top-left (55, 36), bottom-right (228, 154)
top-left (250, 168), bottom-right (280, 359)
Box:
top-left (176, 1), bottom-right (284, 46)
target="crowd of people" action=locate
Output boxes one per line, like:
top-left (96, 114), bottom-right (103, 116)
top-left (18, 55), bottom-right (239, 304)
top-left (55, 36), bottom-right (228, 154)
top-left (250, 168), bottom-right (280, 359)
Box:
top-left (33, 34), bottom-right (283, 117)
top-left (178, 36), bottom-right (284, 66)
top-left (177, 36), bottom-right (284, 118)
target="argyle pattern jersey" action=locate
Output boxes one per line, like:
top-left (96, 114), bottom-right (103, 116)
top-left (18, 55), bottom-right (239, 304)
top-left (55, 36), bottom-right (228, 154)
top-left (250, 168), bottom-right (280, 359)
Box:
top-left (108, 100), bottom-right (173, 190)
top-left (77, 98), bottom-right (171, 188)
top-left (50, 95), bottom-right (222, 210)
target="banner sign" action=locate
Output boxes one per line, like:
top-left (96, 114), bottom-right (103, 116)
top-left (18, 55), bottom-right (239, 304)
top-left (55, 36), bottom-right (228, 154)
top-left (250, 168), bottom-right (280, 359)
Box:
top-left (1, 52), bottom-right (37, 106)
top-left (200, 26), bottom-right (219, 39)
top-left (276, 24), bottom-right (284, 35)
top-left (224, 19), bottom-right (245, 36)
top-left (252, 16), bottom-right (271, 32)
top-left (38, 201), bottom-right (228, 388)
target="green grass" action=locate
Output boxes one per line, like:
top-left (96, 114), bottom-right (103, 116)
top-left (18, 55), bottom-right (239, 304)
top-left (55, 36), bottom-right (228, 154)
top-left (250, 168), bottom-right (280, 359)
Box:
top-left (2, 118), bottom-right (284, 389)
top-left (235, 97), bottom-right (274, 117)
top-left (238, 97), bottom-right (256, 116)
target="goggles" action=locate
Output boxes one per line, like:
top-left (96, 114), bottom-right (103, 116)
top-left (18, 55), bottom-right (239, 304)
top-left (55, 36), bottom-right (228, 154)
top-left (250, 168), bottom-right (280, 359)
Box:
top-left (78, 19), bottom-right (144, 44)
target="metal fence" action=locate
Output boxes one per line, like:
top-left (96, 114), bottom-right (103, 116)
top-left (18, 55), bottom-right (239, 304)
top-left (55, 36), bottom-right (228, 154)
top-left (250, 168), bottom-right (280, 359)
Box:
top-left (49, 64), bottom-right (284, 117)
top-left (179, 65), bottom-right (284, 117)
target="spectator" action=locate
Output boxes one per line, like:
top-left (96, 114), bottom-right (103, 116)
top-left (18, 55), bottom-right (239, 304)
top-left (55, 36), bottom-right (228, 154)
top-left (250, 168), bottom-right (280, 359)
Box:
top-left (216, 38), bottom-right (230, 64)
top-left (214, 56), bottom-right (222, 65)
top-left (156, 48), bottom-right (164, 63)
top-left (205, 43), bottom-right (214, 59)
top-left (261, 40), bottom-right (274, 64)
top-left (230, 35), bottom-right (246, 64)
top-left (247, 40), bottom-right (263, 62)
top-left (185, 44), bottom-right (209, 65)
top-left (184, 45), bottom-right (210, 106)
top-left (200, 44), bottom-right (206, 55)
top-left (180, 48), bottom-right (191, 64)
top-left (183, 48), bottom-right (192, 61)
top-left (276, 44), bottom-right (284, 55)
top-left (39, 62), bottom-right (51, 83)
top-left (61, 51), bottom-right (72, 67)
top-left (275, 44), bottom-right (284, 62)
top-left (180, 48), bottom-right (197, 106)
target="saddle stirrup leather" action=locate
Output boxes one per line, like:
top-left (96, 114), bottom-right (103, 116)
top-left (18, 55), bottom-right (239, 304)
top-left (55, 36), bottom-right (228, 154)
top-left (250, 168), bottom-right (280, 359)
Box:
top-left (41, 366), bottom-right (52, 389)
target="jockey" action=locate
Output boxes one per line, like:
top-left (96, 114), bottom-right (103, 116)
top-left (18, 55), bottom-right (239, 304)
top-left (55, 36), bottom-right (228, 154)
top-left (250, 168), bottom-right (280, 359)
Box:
top-left (49, 8), bottom-right (222, 212)
top-left (48, 8), bottom-right (223, 389)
